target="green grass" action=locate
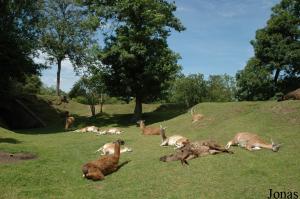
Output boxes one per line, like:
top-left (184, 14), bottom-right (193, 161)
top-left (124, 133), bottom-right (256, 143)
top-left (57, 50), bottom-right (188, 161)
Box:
top-left (0, 99), bottom-right (300, 199)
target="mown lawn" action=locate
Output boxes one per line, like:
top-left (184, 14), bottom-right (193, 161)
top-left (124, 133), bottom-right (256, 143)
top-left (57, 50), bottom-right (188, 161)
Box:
top-left (0, 100), bottom-right (299, 199)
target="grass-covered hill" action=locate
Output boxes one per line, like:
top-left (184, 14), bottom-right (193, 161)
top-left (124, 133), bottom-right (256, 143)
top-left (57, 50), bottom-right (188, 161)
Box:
top-left (0, 97), bottom-right (299, 199)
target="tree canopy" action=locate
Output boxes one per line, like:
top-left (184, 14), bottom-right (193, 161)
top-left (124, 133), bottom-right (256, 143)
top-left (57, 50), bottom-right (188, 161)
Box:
top-left (88, 0), bottom-right (185, 119)
top-left (169, 74), bottom-right (207, 107)
top-left (0, 0), bottom-right (44, 98)
top-left (236, 58), bottom-right (274, 101)
top-left (206, 74), bottom-right (236, 102)
top-left (250, 0), bottom-right (300, 90)
top-left (39, 0), bottom-right (98, 96)
top-left (236, 0), bottom-right (300, 100)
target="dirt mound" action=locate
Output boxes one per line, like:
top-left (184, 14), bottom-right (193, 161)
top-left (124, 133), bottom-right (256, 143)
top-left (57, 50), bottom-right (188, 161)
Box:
top-left (0, 151), bottom-right (37, 164)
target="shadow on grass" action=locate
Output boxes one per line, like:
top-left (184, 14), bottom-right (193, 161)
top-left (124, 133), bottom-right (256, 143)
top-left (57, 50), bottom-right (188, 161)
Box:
top-left (75, 103), bottom-right (187, 128)
top-left (0, 138), bottom-right (22, 144)
top-left (116, 160), bottom-right (131, 172)
top-left (14, 103), bottom-right (187, 134)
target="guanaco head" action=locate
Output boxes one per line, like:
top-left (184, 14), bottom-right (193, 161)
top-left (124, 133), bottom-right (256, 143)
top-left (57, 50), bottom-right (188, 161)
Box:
top-left (271, 139), bottom-right (282, 152)
top-left (114, 139), bottom-right (125, 145)
top-left (136, 120), bottom-right (145, 127)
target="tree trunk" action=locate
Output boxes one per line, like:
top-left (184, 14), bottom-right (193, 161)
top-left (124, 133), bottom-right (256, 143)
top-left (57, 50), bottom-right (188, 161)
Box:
top-left (56, 59), bottom-right (62, 96)
top-left (274, 68), bottom-right (280, 89)
top-left (100, 93), bottom-right (104, 113)
top-left (90, 105), bottom-right (96, 116)
top-left (133, 96), bottom-right (142, 121)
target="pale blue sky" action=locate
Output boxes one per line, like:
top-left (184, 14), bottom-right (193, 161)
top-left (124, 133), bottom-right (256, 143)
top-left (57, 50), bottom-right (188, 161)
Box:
top-left (39, 0), bottom-right (279, 92)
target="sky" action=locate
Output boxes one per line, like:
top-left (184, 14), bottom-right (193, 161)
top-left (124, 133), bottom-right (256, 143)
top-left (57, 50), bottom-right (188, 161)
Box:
top-left (38, 0), bottom-right (280, 92)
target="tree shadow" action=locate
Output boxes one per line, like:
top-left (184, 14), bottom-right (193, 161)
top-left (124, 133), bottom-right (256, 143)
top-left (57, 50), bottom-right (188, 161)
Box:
top-left (13, 103), bottom-right (187, 134)
top-left (0, 137), bottom-right (22, 144)
top-left (75, 103), bottom-right (187, 128)
top-left (0, 94), bottom-right (66, 130)
top-left (142, 103), bottom-right (187, 125)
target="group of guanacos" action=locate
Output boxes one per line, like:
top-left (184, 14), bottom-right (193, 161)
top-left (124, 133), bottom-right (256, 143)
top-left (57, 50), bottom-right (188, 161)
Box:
top-left (78, 108), bottom-right (282, 181)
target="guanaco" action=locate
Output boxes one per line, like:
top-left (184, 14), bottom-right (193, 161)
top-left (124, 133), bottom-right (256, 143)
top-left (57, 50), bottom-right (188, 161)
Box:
top-left (65, 111), bottom-right (75, 130)
top-left (96, 141), bottom-right (132, 155)
top-left (136, 120), bottom-right (160, 135)
top-left (225, 132), bottom-right (281, 152)
top-left (82, 139), bottom-right (124, 181)
top-left (191, 108), bottom-right (204, 123)
top-left (159, 125), bottom-right (189, 149)
top-left (160, 139), bottom-right (232, 165)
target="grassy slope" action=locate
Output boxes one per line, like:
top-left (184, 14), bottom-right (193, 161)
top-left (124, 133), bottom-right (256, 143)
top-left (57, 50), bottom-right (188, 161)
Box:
top-left (0, 99), bottom-right (299, 199)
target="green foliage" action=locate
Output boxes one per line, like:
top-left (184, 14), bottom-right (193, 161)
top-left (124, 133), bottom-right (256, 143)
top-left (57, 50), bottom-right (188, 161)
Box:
top-left (89, 0), bottom-right (185, 118)
top-left (168, 73), bottom-right (236, 106)
top-left (236, 58), bottom-right (274, 101)
top-left (169, 74), bottom-right (207, 107)
top-left (22, 75), bottom-right (42, 94)
top-left (206, 74), bottom-right (236, 102)
top-left (0, 0), bottom-right (44, 98)
top-left (39, 0), bottom-right (98, 95)
top-left (250, 0), bottom-right (300, 88)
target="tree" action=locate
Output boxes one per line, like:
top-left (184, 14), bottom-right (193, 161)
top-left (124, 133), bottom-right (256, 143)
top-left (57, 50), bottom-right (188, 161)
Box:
top-left (69, 73), bottom-right (106, 116)
top-left (251, 0), bottom-right (300, 89)
top-left (89, 0), bottom-right (185, 119)
top-left (169, 74), bottom-right (207, 107)
top-left (236, 58), bottom-right (274, 101)
top-left (39, 0), bottom-right (98, 96)
top-left (206, 74), bottom-right (236, 102)
top-left (0, 0), bottom-right (44, 98)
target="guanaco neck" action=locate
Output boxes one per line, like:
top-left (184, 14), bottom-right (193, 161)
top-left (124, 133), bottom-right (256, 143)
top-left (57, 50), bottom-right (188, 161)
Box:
top-left (140, 122), bottom-right (145, 130)
top-left (160, 129), bottom-right (167, 141)
top-left (114, 142), bottom-right (121, 159)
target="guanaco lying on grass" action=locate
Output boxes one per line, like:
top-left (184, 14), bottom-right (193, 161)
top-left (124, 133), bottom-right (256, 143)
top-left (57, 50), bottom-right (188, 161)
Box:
top-left (82, 139), bottom-right (124, 181)
top-left (65, 111), bottom-right (75, 130)
top-left (75, 126), bottom-right (99, 133)
top-left (160, 139), bottom-right (232, 165)
top-left (97, 128), bottom-right (124, 135)
top-left (225, 132), bottom-right (281, 152)
top-left (159, 125), bottom-right (189, 149)
top-left (96, 141), bottom-right (132, 155)
top-left (136, 120), bottom-right (160, 135)
top-left (191, 108), bottom-right (204, 123)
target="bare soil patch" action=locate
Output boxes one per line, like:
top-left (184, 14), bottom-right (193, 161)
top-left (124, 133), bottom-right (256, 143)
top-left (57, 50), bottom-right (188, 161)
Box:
top-left (0, 151), bottom-right (37, 164)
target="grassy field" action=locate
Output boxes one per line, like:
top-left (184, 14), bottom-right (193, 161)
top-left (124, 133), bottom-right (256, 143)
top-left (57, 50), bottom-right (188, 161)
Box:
top-left (0, 98), bottom-right (300, 199)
